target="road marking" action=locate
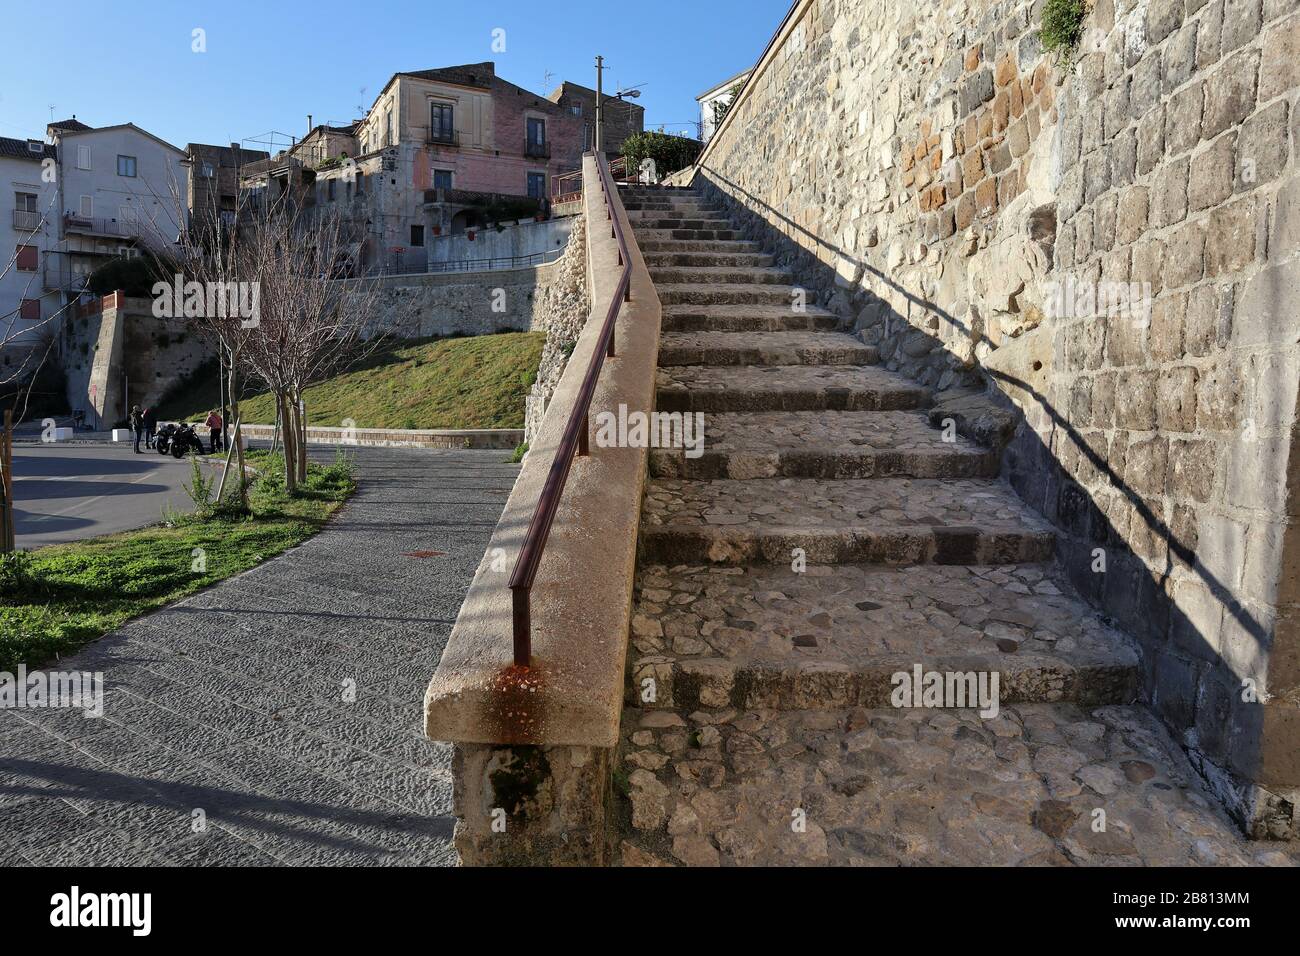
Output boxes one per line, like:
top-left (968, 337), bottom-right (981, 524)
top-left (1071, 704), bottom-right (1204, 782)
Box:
top-left (22, 468), bottom-right (169, 523)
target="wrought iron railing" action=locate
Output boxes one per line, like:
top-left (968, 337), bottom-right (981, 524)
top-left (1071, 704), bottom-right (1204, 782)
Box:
top-left (507, 152), bottom-right (632, 667)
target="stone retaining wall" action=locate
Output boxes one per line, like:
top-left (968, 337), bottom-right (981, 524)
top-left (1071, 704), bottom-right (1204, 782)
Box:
top-left (693, 0), bottom-right (1300, 836)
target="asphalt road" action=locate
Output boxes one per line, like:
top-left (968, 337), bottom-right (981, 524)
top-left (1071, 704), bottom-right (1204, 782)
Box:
top-left (10, 443), bottom-right (215, 549)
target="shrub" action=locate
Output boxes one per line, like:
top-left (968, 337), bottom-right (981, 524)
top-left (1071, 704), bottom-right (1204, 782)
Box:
top-left (0, 551), bottom-right (36, 600)
top-left (620, 131), bottom-right (703, 182)
top-left (87, 254), bottom-right (176, 297)
top-left (1041, 0), bottom-right (1085, 57)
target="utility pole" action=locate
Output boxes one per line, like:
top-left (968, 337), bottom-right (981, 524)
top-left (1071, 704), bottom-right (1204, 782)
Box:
top-left (594, 55), bottom-right (604, 154)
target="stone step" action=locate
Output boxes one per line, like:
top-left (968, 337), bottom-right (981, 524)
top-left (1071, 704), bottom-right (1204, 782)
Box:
top-left (648, 410), bottom-right (997, 479)
top-left (661, 304), bottom-right (840, 333)
top-left (629, 217), bottom-right (735, 230)
top-left (639, 477), bottom-right (1056, 566)
top-left (625, 204), bottom-right (725, 216)
top-left (638, 239), bottom-right (762, 254)
top-left (656, 283), bottom-right (806, 306)
top-left (616, 703), bottom-right (1267, 866)
top-left (649, 266), bottom-right (790, 286)
top-left (626, 562), bottom-right (1140, 713)
top-left (643, 251), bottom-right (775, 268)
top-left (656, 365), bottom-right (930, 413)
top-left (631, 228), bottom-right (741, 242)
top-left (658, 331), bottom-right (876, 367)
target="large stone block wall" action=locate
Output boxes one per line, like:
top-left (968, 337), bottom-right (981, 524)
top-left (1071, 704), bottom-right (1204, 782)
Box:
top-left (694, 0), bottom-right (1300, 836)
top-left (357, 263), bottom-right (560, 340)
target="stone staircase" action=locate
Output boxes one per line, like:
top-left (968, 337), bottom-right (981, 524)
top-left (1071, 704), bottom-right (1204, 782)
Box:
top-left (611, 184), bottom-right (1289, 867)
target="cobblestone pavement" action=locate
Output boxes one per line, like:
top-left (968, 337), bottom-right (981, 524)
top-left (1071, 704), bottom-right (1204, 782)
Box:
top-left (615, 184), bottom-right (1294, 867)
top-left (0, 446), bottom-right (517, 866)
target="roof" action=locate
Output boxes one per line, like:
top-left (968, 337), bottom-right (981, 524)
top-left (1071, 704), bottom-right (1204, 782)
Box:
top-left (186, 142), bottom-right (271, 166)
top-left (48, 117), bottom-right (91, 132)
top-left (0, 136), bottom-right (56, 161)
top-left (547, 80), bottom-right (646, 111)
top-left (400, 61), bottom-right (496, 89)
top-left (53, 122), bottom-right (186, 156)
top-left (696, 68), bottom-right (753, 101)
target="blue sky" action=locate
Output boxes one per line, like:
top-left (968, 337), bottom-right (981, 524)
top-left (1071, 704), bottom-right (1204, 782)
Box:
top-left (0, 0), bottom-right (787, 151)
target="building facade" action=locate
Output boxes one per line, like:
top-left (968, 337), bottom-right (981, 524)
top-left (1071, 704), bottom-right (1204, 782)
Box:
top-left (546, 80), bottom-right (645, 156)
top-left (0, 136), bottom-right (59, 374)
top-left (696, 69), bottom-right (751, 144)
top-left (44, 120), bottom-right (189, 297)
top-left (276, 62), bottom-right (585, 275)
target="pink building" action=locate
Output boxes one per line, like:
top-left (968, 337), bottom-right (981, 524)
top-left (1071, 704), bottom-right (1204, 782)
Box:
top-left (289, 62), bottom-right (585, 274)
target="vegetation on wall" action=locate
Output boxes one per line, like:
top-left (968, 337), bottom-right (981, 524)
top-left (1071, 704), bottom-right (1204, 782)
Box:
top-left (87, 254), bottom-right (176, 297)
top-left (620, 131), bottom-right (703, 181)
top-left (1040, 0), bottom-right (1085, 58)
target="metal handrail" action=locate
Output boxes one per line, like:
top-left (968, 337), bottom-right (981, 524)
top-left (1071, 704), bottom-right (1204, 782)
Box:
top-left (507, 151), bottom-right (632, 667)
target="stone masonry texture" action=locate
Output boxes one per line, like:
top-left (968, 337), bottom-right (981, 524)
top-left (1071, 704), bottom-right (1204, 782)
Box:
top-left (690, 0), bottom-right (1300, 839)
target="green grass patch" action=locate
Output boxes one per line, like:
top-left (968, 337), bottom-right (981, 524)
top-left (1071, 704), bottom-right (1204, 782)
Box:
top-left (0, 454), bottom-right (357, 672)
top-left (156, 332), bottom-right (545, 430)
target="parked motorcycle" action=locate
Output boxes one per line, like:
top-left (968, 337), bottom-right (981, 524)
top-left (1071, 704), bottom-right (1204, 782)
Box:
top-left (168, 423), bottom-right (205, 459)
top-left (155, 422), bottom-right (176, 455)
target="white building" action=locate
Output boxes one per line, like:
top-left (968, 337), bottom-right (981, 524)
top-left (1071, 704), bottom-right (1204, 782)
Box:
top-left (0, 136), bottom-right (59, 371)
top-left (696, 69), bottom-right (752, 144)
top-left (44, 118), bottom-right (189, 298)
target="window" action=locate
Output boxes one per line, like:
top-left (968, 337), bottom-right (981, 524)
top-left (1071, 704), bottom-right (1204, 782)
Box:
top-left (16, 244), bottom-right (37, 271)
top-left (527, 117), bottom-right (546, 146)
top-left (327, 179), bottom-right (336, 201)
top-left (433, 169), bottom-right (453, 191)
top-left (385, 109), bottom-right (393, 147)
top-left (410, 225), bottom-right (425, 247)
top-left (568, 104), bottom-right (582, 116)
top-left (15, 192), bottom-right (37, 212)
top-left (200, 161), bottom-right (215, 178)
top-left (527, 172), bottom-right (546, 200)
top-left (79, 196), bottom-right (93, 218)
top-left (583, 123), bottom-right (593, 150)
top-left (430, 103), bottom-right (454, 143)
top-left (20, 299), bottom-right (40, 321)
top-left (76, 145), bottom-right (90, 170)
top-left (355, 172), bottom-right (365, 193)
top-left (117, 155), bottom-right (137, 177)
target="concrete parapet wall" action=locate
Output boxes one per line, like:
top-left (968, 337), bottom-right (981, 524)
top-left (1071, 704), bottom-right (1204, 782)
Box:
top-left (424, 154), bottom-right (662, 864)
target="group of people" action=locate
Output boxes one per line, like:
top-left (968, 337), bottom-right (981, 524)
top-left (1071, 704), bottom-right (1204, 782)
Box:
top-left (128, 405), bottom-right (158, 453)
top-left (128, 406), bottom-right (226, 454)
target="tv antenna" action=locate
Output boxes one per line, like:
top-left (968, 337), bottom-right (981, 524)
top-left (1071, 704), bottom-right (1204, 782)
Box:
top-left (543, 70), bottom-right (555, 88)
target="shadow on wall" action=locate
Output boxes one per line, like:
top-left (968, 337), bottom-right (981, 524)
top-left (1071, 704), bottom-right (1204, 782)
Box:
top-left (692, 164), bottom-right (1287, 837)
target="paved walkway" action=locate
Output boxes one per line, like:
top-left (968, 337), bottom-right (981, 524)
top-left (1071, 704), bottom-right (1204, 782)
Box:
top-left (0, 446), bottom-right (519, 865)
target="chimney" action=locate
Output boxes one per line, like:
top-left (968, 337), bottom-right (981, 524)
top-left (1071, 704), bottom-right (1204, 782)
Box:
top-left (307, 114), bottom-right (313, 133)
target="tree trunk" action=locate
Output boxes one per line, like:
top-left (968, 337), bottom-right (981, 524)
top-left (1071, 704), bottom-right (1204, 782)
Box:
top-left (295, 394), bottom-right (308, 484)
top-left (227, 356), bottom-right (248, 508)
top-left (280, 393), bottom-right (298, 494)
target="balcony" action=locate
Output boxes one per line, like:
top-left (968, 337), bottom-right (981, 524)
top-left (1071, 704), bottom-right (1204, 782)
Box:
top-left (524, 138), bottom-right (550, 159)
top-left (63, 214), bottom-right (143, 239)
top-left (426, 128), bottom-right (459, 147)
top-left (13, 209), bottom-right (41, 231)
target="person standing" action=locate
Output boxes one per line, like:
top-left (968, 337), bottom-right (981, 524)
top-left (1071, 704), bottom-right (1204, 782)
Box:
top-left (142, 406), bottom-right (157, 450)
top-left (204, 409), bottom-right (224, 454)
top-left (130, 405), bottom-right (145, 454)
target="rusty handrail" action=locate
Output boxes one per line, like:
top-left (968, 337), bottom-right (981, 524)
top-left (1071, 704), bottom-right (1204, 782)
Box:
top-left (507, 151), bottom-right (632, 667)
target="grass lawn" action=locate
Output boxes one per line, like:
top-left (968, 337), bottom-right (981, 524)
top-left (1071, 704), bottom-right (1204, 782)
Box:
top-left (156, 331), bottom-right (544, 430)
top-left (0, 454), bottom-right (356, 672)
